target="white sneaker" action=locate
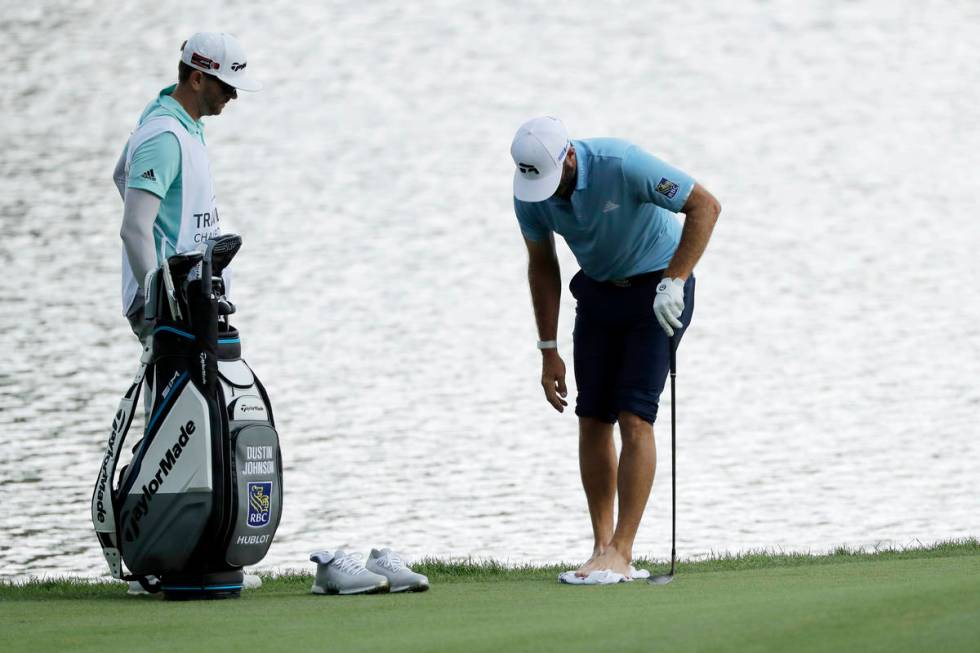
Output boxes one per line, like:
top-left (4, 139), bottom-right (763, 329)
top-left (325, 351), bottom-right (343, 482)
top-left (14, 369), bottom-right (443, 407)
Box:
top-left (366, 548), bottom-right (429, 593)
top-left (127, 573), bottom-right (261, 595)
top-left (310, 550), bottom-right (390, 595)
top-left (126, 577), bottom-right (155, 596)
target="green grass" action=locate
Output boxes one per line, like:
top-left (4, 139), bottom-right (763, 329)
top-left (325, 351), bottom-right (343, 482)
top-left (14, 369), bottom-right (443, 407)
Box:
top-left (2, 539), bottom-right (978, 652)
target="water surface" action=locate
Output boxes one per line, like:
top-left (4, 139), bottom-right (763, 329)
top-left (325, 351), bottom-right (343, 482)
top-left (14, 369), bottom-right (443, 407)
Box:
top-left (0, 0), bottom-right (977, 579)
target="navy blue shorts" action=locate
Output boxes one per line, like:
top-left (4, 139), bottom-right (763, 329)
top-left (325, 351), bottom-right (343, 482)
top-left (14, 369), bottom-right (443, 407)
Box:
top-left (570, 270), bottom-right (695, 425)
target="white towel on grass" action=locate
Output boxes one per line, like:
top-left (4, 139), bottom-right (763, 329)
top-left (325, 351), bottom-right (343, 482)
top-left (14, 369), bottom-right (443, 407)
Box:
top-left (558, 566), bottom-right (651, 585)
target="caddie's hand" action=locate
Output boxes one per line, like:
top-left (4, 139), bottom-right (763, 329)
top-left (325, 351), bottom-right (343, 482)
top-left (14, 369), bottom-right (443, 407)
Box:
top-left (653, 277), bottom-right (685, 337)
top-left (540, 350), bottom-right (568, 412)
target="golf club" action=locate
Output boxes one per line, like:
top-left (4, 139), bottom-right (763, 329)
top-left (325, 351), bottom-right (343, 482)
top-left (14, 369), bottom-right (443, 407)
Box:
top-left (649, 334), bottom-right (677, 585)
top-left (160, 255), bottom-right (181, 321)
top-left (168, 250), bottom-right (205, 322)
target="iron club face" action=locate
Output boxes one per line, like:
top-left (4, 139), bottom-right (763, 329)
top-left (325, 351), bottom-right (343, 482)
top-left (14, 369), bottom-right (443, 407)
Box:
top-left (648, 574), bottom-right (674, 586)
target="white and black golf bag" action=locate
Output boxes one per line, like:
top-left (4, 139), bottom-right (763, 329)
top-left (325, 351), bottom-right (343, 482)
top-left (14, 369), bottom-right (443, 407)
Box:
top-left (92, 234), bottom-right (283, 599)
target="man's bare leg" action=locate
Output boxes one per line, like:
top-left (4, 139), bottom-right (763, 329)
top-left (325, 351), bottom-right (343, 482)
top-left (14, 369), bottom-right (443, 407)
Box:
top-left (575, 417), bottom-right (617, 576)
top-left (589, 411), bottom-right (656, 576)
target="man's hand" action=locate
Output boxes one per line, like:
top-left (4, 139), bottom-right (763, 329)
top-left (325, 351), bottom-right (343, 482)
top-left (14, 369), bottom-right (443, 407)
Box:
top-left (653, 277), bottom-right (685, 336)
top-left (541, 350), bottom-right (568, 412)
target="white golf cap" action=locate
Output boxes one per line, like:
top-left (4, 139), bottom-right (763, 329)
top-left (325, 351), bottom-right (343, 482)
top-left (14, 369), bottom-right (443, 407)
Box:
top-left (181, 32), bottom-right (262, 92)
top-left (511, 116), bottom-right (570, 202)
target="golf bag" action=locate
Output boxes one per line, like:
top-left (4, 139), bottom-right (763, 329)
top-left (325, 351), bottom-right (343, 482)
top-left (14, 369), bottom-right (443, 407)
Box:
top-left (91, 234), bottom-right (283, 599)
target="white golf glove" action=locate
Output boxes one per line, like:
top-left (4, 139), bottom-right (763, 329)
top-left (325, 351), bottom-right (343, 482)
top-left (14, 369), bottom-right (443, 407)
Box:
top-left (653, 277), bottom-right (685, 337)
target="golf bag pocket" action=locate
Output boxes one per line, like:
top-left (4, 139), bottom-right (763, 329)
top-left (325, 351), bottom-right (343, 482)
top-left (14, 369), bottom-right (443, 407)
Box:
top-left (217, 359), bottom-right (271, 423)
top-left (216, 354), bottom-right (282, 567)
top-left (116, 380), bottom-right (215, 576)
top-left (224, 423), bottom-right (283, 567)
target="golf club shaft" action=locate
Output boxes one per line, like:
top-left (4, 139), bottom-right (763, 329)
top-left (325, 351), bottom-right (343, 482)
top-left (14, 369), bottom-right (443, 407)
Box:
top-left (669, 335), bottom-right (677, 576)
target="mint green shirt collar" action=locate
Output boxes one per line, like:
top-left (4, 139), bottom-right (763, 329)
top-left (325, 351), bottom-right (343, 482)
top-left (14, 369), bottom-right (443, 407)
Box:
top-left (572, 139), bottom-right (589, 192)
top-left (156, 85), bottom-right (204, 137)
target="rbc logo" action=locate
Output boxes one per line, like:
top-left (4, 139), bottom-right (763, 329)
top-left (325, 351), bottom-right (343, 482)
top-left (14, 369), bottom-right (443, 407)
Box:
top-left (655, 177), bottom-right (679, 199)
top-left (247, 482), bottom-right (272, 528)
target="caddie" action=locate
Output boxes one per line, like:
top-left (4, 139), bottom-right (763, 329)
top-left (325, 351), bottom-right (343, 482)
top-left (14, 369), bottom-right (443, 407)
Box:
top-left (510, 116), bottom-right (721, 580)
top-left (111, 32), bottom-right (261, 342)
top-left (109, 32), bottom-right (262, 596)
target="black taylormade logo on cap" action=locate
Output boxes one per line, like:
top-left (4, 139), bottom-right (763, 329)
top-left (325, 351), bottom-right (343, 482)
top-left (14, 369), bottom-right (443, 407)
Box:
top-left (518, 163), bottom-right (540, 175)
top-left (231, 61), bottom-right (247, 71)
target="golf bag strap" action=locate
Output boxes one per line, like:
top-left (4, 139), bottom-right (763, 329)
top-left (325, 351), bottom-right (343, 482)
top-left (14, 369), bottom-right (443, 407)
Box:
top-left (91, 363), bottom-right (146, 579)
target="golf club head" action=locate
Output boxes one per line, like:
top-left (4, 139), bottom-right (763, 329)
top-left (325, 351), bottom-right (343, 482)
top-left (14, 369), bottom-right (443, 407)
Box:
top-left (208, 234), bottom-right (242, 277)
top-left (217, 298), bottom-right (236, 316)
top-left (167, 250), bottom-right (204, 282)
top-left (648, 574), bottom-right (674, 586)
top-left (160, 259), bottom-right (182, 322)
top-left (143, 269), bottom-right (159, 322)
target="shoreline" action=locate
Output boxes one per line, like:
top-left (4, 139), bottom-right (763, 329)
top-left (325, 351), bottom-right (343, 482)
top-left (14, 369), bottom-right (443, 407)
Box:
top-left (3, 537), bottom-right (975, 594)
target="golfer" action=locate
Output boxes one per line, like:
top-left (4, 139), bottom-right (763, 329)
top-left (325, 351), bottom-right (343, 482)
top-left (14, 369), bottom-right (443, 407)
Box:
top-left (511, 116), bottom-right (720, 579)
top-left (111, 32), bottom-right (261, 341)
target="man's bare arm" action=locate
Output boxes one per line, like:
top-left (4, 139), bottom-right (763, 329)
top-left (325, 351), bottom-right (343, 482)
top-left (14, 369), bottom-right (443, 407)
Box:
top-left (524, 234), bottom-right (568, 412)
top-left (664, 182), bottom-right (721, 280)
top-left (525, 234), bottom-right (562, 342)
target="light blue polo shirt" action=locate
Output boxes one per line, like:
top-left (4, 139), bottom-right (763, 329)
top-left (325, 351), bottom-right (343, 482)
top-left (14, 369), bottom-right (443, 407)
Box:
top-left (514, 138), bottom-right (695, 281)
top-left (120, 85), bottom-right (207, 258)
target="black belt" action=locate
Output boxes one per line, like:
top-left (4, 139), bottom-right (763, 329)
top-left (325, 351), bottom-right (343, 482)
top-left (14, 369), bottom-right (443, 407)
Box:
top-left (602, 270), bottom-right (665, 288)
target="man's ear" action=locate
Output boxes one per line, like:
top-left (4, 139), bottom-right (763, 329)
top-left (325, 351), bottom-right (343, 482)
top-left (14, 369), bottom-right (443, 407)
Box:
top-left (190, 69), bottom-right (206, 89)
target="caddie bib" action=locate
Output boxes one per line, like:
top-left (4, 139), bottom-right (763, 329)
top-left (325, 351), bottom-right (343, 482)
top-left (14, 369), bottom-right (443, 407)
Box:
top-left (121, 116), bottom-right (224, 313)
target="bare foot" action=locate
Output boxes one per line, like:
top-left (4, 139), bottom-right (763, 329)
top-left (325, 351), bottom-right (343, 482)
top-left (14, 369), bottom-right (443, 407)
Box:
top-left (574, 545), bottom-right (607, 577)
top-left (585, 547), bottom-right (631, 577)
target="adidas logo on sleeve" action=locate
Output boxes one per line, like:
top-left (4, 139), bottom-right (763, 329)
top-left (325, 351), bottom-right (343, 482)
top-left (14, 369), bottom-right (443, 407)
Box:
top-left (140, 169), bottom-right (156, 181)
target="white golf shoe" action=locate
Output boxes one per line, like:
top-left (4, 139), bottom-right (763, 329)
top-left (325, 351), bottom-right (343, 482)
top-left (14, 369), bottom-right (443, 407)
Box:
top-left (127, 572), bottom-right (261, 595)
top-left (310, 550), bottom-right (390, 595)
top-left (242, 573), bottom-right (263, 589)
top-left (365, 548), bottom-right (429, 593)
top-left (127, 577), bottom-right (157, 596)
